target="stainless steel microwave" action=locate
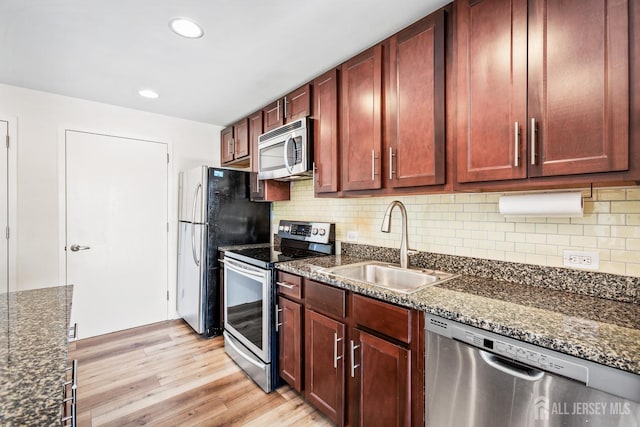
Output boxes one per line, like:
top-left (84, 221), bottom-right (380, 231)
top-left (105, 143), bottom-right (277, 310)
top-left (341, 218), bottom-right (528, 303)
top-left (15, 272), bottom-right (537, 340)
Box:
top-left (257, 118), bottom-right (312, 181)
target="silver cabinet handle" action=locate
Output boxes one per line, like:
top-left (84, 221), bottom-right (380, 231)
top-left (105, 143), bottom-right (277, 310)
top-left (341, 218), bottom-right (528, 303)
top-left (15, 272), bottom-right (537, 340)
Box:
top-left (69, 245), bottom-right (90, 252)
top-left (530, 118), bottom-right (537, 165)
top-left (284, 96), bottom-right (288, 119)
top-left (276, 281), bottom-right (295, 289)
top-left (333, 332), bottom-right (343, 369)
top-left (276, 100), bottom-right (280, 121)
top-left (514, 121), bottom-right (520, 167)
top-left (389, 146), bottom-right (396, 180)
top-left (275, 305), bottom-right (283, 332)
top-left (371, 150), bottom-right (379, 181)
top-left (228, 138), bottom-right (234, 157)
top-left (350, 340), bottom-right (360, 378)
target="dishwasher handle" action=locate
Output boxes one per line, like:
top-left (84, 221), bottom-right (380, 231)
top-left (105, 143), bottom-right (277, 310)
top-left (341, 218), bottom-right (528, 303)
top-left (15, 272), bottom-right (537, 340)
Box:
top-left (479, 350), bottom-right (545, 382)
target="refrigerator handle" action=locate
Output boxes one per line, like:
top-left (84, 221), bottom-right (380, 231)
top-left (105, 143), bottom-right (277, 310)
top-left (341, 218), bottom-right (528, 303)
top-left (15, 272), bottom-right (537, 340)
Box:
top-left (191, 183), bottom-right (202, 267)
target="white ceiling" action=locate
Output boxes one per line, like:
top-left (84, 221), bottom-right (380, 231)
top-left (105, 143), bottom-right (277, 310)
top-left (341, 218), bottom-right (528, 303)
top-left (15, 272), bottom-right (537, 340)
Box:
top-left (0, 0), bottom-right (450, 126)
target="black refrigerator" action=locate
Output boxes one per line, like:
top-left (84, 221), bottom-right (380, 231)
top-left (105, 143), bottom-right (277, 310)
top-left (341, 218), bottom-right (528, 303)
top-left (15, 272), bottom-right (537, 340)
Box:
top-left (177, 166), bottom-right (271, 337)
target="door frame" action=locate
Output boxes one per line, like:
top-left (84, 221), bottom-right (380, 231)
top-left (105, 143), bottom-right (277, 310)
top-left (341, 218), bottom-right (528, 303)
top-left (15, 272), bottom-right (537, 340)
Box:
top-left (57, 126), bottom-right (172, 316)
top-left (0, 114), bottom-right (18, 292)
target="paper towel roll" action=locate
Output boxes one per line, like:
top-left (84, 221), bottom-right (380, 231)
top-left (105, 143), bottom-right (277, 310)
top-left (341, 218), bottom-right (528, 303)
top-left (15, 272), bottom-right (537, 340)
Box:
top-left (498, 192), bottom-right (583, 217)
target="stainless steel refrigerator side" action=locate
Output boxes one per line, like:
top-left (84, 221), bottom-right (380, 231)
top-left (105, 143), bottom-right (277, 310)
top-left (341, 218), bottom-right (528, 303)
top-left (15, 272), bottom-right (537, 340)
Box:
top-left (177, 222), bottom-right (204, 333)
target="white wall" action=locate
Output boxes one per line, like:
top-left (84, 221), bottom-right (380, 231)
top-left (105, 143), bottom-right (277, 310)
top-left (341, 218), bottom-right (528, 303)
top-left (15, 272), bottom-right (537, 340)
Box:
top-left (0, 83), bottom-right (221, 318)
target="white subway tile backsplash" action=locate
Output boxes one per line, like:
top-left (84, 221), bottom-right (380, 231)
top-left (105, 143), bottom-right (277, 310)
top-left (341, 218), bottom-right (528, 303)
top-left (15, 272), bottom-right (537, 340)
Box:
top-left (272, 181), bottom-right (640, 277)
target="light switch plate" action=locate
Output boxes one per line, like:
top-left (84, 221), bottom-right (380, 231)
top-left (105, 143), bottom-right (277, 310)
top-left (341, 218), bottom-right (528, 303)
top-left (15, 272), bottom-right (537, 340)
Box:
top-left (563, 250), bottom-right (599, 270)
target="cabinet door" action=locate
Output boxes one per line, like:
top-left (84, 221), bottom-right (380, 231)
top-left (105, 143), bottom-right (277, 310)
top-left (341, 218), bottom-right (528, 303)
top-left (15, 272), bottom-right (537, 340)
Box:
top-left (313, 69), bottom-right (340, 193)
top-left (220, 126), bottom-right (234, 165)
top-left (358, 330), bottom-right (410, 427)
top-left (456, 0), bottom-right (528, 183)
top-left (305, 309), bottom-right (345, 425)
top-left (341, 45), bottom-right (383, 191)
top-left (233, 118), bottom-right (250, 160)
top-left (278, 296), bottom-right (303, 392)
top-left (527, 0), bottom-right (629, 177)
top-left (386, 11), bottom-right (445, 188)
top-left (263, 100), bottom-right (284, 132)
top-left (285, 84), bottom-right (312, 122)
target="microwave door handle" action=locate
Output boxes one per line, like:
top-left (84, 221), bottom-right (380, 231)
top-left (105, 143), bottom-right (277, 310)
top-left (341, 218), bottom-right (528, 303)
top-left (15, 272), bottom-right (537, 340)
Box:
top-left (283, 136), bottom-right (294, 174)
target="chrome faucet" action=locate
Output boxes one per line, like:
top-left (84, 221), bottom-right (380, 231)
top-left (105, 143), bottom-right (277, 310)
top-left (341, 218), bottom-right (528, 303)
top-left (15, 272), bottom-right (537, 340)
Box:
top-left (381, 200), bottom-right (414, 269)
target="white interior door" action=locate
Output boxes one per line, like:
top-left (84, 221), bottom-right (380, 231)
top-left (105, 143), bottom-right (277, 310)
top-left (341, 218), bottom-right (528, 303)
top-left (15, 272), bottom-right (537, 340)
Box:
top-left (66, 130), bottom-right (168, 339)
top-left (0, 121), bottom-right (7, 295)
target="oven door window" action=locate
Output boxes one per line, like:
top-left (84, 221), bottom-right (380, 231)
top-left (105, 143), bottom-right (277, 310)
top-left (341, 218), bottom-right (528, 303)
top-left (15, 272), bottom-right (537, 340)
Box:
top-left (259, 141), bottom-right (285, 172)
top-left (225, 266), bottom-right (266, 352)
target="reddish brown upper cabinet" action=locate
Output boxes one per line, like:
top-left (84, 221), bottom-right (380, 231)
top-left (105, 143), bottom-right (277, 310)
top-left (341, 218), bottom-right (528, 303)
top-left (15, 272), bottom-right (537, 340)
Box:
top-left (262, 99), bottom-right (284, 133)
top-left (262, 84), bottom-right (312, 132)
top-left (385, 11), bottom-right (446, 188)
top-left (220, 118), bottom-right (250, 166)
top-left (285, 84), bottom-right (312, 123)
top-left (456, 0), bottom-right (630, 184)
top-left (220, 126), bottom-right (234, 165)
top-left (341, 45), bottom-right (383, 191)
top-left (313, 69), bottom-right (340, 194)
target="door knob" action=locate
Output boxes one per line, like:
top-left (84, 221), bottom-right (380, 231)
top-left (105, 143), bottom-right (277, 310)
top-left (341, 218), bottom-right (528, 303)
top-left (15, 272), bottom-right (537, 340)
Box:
top-left (69, 244), bottom-right (91, 252)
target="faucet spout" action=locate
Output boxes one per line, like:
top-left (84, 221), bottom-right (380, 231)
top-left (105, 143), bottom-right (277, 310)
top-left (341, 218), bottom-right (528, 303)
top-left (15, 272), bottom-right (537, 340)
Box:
top-left (380, 200), bottom-right (411, 268)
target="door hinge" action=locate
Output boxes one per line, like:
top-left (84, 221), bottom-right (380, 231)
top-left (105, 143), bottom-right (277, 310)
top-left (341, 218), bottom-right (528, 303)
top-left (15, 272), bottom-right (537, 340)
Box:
top-left (5, 135), bottom-right (8, 149)
top-left (167, 290), bottom-right (169, 301)
top-left (167, 153), bottom-right (170, 163)
top-left (5, 226), bottom-right (9, 239)
top-left (167, 222), bottom-right (169, 232)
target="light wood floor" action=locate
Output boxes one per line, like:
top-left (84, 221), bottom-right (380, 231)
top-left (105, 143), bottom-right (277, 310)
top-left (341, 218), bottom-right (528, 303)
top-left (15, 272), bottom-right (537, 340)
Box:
top-left (69, 319), bottom-right (332, 426)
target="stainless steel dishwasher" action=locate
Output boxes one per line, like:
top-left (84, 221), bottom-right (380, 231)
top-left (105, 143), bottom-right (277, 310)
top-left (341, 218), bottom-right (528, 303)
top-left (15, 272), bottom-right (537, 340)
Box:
top-left (425, 315), bottom-right (640, 427)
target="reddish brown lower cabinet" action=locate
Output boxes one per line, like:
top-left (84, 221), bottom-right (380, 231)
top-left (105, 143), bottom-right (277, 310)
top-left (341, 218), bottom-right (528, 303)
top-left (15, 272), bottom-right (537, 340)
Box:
top-left (354, 330), bottom-right (410, 427)
top-left (278, 296), bottom-right (302, 392)
top-left (305, 308), bottom-right (345, 425)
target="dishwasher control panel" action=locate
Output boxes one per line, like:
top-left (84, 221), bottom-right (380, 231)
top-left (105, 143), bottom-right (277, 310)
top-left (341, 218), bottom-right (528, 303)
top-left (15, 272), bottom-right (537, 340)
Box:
top-left (426, 316), bottom-right (589, 384)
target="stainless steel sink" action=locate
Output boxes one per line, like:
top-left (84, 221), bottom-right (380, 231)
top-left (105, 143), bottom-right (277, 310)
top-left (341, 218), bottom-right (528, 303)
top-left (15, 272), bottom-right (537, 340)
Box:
top-left (321, 261), bottom-right (458, 294)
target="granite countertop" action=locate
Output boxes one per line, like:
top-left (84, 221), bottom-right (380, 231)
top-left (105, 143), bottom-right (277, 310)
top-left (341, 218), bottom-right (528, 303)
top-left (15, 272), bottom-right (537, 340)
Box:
top-left (276, 255), bottom-right (640, 376)
top-left (0, 286), bottom-right (73, 426)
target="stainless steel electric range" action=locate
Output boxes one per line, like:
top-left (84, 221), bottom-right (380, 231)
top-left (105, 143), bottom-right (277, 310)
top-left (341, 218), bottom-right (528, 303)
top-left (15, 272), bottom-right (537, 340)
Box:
top-left (222, 220), bottom-right (335, 392)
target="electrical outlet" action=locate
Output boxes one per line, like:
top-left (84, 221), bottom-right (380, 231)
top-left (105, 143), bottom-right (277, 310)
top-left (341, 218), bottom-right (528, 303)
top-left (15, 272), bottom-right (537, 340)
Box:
top-left (563, 250), bottom-right (599, 270)
top-left (346, 231), bottom-right (358, 242)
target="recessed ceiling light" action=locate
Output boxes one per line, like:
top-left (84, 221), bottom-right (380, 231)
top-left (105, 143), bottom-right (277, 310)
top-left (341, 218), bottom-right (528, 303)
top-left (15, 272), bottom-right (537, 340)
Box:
top-left (169, 18), bottom-right (204, 39)
top-left (138, 89), bottom-right (159, 99)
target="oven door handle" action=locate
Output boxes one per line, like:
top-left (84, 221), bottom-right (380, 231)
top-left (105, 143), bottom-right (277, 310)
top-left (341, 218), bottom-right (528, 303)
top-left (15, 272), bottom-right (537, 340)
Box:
top-left (224, 257), bottom-right (267, 280)
top-left (225, 334), bottom-right (266, 369)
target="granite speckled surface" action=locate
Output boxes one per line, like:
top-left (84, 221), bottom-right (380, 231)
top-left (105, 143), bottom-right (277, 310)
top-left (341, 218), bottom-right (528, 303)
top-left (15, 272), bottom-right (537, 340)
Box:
top-left (276, 255), bottom-right (640, 375)
top-left (341, 243), bottom-right (640, 304)
top-left (0, 286), bottom-right (73, 426)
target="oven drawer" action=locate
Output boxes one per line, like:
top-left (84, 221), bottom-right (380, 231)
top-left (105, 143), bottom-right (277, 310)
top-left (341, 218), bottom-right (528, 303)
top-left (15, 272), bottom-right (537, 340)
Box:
top-left (276, 271), bottom-right (303, 300)
top-left (305, 279), bottom-right (346, 319)
top-left (352, 294), bottom-right (411, 344)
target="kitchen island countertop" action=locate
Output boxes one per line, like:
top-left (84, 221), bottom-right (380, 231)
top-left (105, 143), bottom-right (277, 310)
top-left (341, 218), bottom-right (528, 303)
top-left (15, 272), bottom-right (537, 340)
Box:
top-left (276, 255), bottom-right (640, 376)
top-left (0, 285), bottom-right (73, 426)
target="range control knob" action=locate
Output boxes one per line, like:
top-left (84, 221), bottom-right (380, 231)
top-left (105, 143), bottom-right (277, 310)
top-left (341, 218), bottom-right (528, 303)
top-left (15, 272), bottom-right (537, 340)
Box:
top-left (319, 229), bottom-right (326, 236)
top-left (279, 225), bottom-right (284, 231)
top-left (284, 226), bottom-right (290, 232)
top-left (312, 228), bottom-right (318, 235)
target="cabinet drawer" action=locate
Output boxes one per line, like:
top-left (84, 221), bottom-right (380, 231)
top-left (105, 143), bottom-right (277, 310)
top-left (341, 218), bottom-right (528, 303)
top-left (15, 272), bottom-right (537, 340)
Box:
top-left (276, 272), bottom-right (302, 300)
top-left (352, 294), bottom-right (411, 343)
top-left (305, 279), bottom-right (346, 319)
